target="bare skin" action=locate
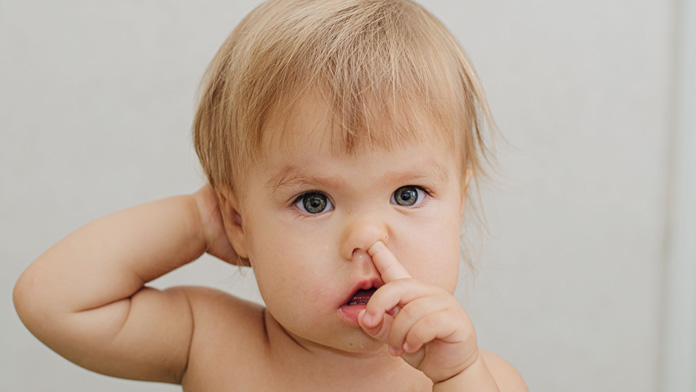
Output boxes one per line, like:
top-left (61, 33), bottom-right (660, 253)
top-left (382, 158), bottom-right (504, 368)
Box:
top-left (14, 135), bottom-right (527, 392)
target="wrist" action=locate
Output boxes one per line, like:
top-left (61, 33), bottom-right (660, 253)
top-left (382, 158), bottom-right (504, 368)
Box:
top-left (191, 187), bottom-right (215, 249)
top-left (433, 352), bottom-right (499, 392)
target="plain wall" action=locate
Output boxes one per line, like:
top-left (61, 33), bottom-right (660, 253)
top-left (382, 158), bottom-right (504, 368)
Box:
top-left (0, 1), bottom-right (678, 391)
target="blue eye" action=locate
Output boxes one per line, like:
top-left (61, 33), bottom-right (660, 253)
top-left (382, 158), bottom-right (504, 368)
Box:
top-left (391, 186), bottom-right (426, 207)
top-left (295, 192), bottom-right (334, 214)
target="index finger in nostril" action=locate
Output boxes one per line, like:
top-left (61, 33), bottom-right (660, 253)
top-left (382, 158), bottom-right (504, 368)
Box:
top-left (367, 241), bottom-right (412, 282)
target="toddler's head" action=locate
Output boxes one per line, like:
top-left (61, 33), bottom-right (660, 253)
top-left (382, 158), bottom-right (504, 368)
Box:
top-left (194, 0), bottom-right (493, 198)
top-left (192, 2), bottom-right (496, 349)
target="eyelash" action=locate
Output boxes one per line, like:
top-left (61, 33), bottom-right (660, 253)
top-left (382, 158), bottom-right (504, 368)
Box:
top-left (391, 185), bottom-right (431, 207)
top-left (291, 191), bottom-right (334, 215)
top-left (289, 185), bottom-right (432, 216)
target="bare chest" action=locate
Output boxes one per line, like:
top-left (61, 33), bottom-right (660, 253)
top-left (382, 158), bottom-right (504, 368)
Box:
top-left (181, 348), bottom-right (432, 392)
top-left (181, 298), bottom-right (432, 391)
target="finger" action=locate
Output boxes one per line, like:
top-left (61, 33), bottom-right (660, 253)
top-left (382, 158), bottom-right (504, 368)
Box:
top-left (386, 295), bottom-right (450, 351)
top-left (367, 241), bottom-right (411, 282)
top-left (358, 308), bottom-right (395, 344)
top-left (402, 310), bottom-right (462, 354)
top-left (361, 279), bottom-right (433, 328)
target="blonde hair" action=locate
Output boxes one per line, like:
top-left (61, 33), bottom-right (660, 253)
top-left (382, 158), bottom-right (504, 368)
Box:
top-left (194, 0), bottom-right (494, 194)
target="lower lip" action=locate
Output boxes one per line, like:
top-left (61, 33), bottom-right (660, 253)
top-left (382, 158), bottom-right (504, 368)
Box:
top-left (338, 304), bottom-right (367, 326)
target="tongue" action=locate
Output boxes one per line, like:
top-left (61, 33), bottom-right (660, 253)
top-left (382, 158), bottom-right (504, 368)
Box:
top-left (348, 288), bottom-right (376, 305)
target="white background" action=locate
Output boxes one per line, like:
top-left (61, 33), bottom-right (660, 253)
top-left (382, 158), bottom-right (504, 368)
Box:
top-left (1, 1), bottom-right (693, 391)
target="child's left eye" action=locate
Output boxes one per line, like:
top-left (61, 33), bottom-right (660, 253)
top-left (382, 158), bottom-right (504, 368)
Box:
top-left (390, 186), bottom-right (427, 207)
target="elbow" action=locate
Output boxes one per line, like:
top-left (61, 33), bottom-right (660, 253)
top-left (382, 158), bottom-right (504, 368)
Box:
top-left (14, 267), bottom-right (37, 328)
top-left (13, 266), bottom-right (52, 334)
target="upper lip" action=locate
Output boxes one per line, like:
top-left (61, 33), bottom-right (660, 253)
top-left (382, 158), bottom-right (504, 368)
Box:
top-left (341, 277), bottom-right (384, 306)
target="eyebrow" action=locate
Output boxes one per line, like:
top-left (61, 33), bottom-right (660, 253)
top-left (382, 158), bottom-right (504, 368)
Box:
top-left (267, 166), bottom-right (347, 193)
top-left (389, 161), bottom-right (451, 185)
top-left (266, 160), bottom-right (451, 193)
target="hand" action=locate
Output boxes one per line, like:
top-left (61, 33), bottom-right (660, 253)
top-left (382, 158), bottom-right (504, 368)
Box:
top-left (192, 184), bottom-right (240, 265)
top-left (358, 241), bottom-right (480, 384)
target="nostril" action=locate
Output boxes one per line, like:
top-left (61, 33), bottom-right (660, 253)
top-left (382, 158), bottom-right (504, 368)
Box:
top-left (352, 248), bottom-right (370, 259)
top-left (349, 238), bottom-right (389, 260)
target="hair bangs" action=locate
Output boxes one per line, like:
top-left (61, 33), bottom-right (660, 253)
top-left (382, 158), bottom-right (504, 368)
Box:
top-left (194, 0), bottom-right (494, 192)
top-left (258, 0), bottom-right (471, 157)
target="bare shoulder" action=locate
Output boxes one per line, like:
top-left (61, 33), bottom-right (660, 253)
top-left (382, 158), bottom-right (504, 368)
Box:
top-left (480, 349), bottom-right (529, 392)
top-left (178, 286), bottom-right (269, 385)
top-left (178, 285), bottom-right (266, 337)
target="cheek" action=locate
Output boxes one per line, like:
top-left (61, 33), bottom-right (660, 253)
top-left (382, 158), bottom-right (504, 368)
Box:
top-left (393, 213), bottom-right (461, 292)
top-left (244, 216), bottom-right (339, 308)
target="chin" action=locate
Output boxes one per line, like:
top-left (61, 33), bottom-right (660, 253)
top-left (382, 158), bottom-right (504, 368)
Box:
top-left (329, 330), bottom-right (386, 355)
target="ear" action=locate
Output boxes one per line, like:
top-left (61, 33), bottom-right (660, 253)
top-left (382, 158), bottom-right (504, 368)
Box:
top-left (217, 187), bottom-right (251, 267)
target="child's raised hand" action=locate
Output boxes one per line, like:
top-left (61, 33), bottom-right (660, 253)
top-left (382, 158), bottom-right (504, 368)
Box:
top-left (193, 184), bottom-right (240, 265)
top-left (358, 241), bottom-right (480, 384)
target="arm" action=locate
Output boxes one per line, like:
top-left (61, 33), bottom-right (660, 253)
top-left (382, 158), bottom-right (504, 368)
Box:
top-left (13, 185), bottom-right (236, 383)
top-left (434, 350), bottom-right (527, 392)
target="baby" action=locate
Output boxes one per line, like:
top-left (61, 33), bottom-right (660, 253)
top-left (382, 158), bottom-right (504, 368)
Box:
top-left (14, 0), bottom-right (527, 390)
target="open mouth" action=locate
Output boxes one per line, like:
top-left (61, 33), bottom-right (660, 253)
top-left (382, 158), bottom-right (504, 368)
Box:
top-left (346, 288), bottom-right (376, 305)
top-left (338, 279), bottom-right (383, 325)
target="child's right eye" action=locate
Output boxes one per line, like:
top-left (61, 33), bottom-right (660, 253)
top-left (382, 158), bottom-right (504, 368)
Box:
top-left (293, 192), bottom-right (334, 214)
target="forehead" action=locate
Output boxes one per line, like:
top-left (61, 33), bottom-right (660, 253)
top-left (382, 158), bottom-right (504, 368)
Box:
top-left (254, 92), bottom-right (463, 195)
top-left (263, 140), bottom-right (459, 200)
top-left (260, 90), bottom-right (460, 160)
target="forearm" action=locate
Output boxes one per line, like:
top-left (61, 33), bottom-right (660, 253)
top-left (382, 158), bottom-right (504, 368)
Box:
top-left (14, 194), bottom-right (205, 322)
top-left (433, 354), bottom-right (500, 392)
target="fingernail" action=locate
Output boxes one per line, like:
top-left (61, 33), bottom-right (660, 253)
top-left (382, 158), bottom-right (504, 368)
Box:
top-left (389, 346), bottom-right (401, 356)
top-left (367, 240), bottom-right (383, 256)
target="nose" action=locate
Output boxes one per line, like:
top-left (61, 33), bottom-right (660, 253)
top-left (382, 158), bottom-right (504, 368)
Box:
top-left (340, 215), bottom-right (389, 261)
